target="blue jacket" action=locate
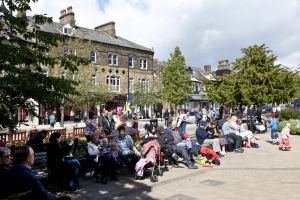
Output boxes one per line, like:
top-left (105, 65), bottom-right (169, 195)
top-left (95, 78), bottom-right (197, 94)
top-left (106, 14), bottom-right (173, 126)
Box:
top-left (8, 165), bottom-right (56, 200)
top-left (196, 127), bottom-right (209, 145)
top-left (269, 119), bottom-right (278, 130)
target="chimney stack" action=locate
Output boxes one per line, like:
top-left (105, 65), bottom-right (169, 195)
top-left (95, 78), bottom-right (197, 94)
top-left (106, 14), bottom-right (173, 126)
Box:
top-left (59, 6), bottom-right (75, 27)
top-left (95, 21), bottom-right (116, 37)
top-left (204, 65), bottom-right (212, 73)
top-left (218, 59), bottom-right (230, 70)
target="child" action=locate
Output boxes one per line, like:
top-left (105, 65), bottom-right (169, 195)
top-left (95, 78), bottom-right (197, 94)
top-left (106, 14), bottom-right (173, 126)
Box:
top-left (111, 142), bottom-right (122, 165)
top-left (269, 115), bottom-right (279, 144)
top-left (280, 123), bottom-right (292, 151)
top-left (199, 146), bottom-right (220, 165)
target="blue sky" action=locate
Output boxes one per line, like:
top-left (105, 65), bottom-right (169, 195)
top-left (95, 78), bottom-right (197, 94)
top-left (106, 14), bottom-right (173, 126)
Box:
top-left (30, 0), bottom-right (300, 69)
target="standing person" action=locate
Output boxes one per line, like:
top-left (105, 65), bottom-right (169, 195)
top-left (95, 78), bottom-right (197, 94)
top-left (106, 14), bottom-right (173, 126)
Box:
top-left (8, 146), bottom-right (57, 200)
top-left (201, 107), bottom-right (207, 121)
top-left (279, 123), bottom-right (292, 151)
top-left (255, 105), bottom-right (262, 123)
top-left (44, 111), bottom-right (49, 125)
top-left (195, 107), bottom-right (203, 126)
top-left (84, 111), bottom-right (98, 142)
top-left (98, 109), bottom-right (111, 135)
top-left (177, 109), bottom-right (187, 135)
top-left (170, 108), bottom-right (175, 117)
top-left (247, 105), bottom-right (255, 133)
top-left (163, 109), bottom-right (170, 126)
top-left (49, 111), bottom-right (56, 128)
top-left (219, 105), bottom-right (224, 120)
top-left (269, 115), bottom-right (279, 144)
top-left (70, 109), bottom-right (75, 122)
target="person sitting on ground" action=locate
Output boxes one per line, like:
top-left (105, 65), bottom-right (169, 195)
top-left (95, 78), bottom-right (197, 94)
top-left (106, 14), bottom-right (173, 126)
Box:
top-left (84, 111), bottom-right (98, 142)
top-left (112, 125), bottom-right (140, 175)
top-left (47, 132), bottom-right (81, 191)
top-left (169, 122), bottom-right (198, 169)
top-left (206, 122), bottom-right (227, 155)
top-left (222, 116), bottom-right (244, 153)
top-left (7, 146), bottom-right (57, 200)
top-left (87, 133), bottom-right (117, 184)
top-left (26, 130), bottom-right (48, 152)
top-left (0, 147), bottom-right (11, 199)
top-left (199, 146), bottom-right (221, 165)
top-left (196, 120), bottom-right (224, 156)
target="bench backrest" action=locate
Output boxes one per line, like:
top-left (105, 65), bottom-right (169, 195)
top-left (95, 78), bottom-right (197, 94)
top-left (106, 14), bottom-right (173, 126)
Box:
top-left (48, 128), bottom-right (67, 139)
top-left (71, 127), bottom-right (85, 138)
top-left (9, 131), bottom-right (28, 144)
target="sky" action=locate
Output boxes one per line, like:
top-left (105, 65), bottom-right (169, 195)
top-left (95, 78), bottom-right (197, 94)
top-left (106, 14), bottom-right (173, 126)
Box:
top-left (29, 0), bottom-right (300, 69)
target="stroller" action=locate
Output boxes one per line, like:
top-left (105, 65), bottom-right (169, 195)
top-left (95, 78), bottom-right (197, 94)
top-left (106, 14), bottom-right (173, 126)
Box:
top-left (254, 116), bottom-right (267, 134)
top-left (135, 139), bottom-right (162, 182)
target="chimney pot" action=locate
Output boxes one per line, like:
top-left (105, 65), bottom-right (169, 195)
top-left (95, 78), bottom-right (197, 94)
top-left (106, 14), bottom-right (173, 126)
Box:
top-left (67, 6), bottom-right (73, 13)
top-left (60, 9), bottom-right (66, 16)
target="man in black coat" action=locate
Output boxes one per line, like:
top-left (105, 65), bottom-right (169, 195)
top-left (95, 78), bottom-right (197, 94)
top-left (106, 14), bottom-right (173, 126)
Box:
top-left (0, 147), bottom-right (11, 199)
top-left (7, 146), bottom-right (57, 200)
top-left (98, 109), bottom-right (111, 135)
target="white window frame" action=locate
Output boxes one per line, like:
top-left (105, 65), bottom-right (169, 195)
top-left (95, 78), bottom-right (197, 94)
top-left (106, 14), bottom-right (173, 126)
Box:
top-left (140, 59), bottom-right (148, 69)
top-left (107, 76), bottom-right (120, 92)
top-left (128, 56), bottom-right (134, 68)
top-left (91, 74), bottom-right (96, 85)
top-left (129, 78), bottom-right (134, 93)
top-left (90, 51), bottom-right (96, 63)
top-left (108, 53), bottom-right (118, 66)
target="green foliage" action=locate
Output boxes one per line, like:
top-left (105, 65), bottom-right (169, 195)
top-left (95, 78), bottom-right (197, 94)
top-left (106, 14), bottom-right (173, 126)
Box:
top-left (161, 46), bottom-right (192, 107)
top-left (0, 0), bottom-right (88, 130)
top-left (205, 44), bottom-right (299, 105)
top-left (278, 108), bottom-right (300, 121)
top-left (278, 119), bottom-right (300, 135)
top-left (131, 81), bottom-right (161, 107)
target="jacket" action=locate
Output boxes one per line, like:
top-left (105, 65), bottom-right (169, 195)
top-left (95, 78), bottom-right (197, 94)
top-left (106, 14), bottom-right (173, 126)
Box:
top-left (269, 119), bottom-right (278, 130)
top-left (222, 122), bottom-right (237, 136)
top-left (141, 139), bottom-right (161, 160)
top-left (200, 146), bottom-right (218, 161)
top-left (7, 165), bottom-right (56, 200)
top-left (196, 127), bottom-right (209, 145)
top-left (98, 114), bottom-right (111, 135)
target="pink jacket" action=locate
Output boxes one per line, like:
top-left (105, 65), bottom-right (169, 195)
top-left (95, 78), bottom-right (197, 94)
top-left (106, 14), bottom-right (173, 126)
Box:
top-left (281, 127), bottom-right (291, 139)
top-left (141, 139), bottom-right (162, 160)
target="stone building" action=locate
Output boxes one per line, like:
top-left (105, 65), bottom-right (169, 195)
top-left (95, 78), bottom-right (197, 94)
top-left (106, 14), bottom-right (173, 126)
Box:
top-left (40, 6), bottom-right (154, 112)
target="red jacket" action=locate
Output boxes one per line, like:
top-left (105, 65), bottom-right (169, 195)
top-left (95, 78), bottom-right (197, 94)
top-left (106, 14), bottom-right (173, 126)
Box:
top-left (199, 146), bottom-right (218, 161)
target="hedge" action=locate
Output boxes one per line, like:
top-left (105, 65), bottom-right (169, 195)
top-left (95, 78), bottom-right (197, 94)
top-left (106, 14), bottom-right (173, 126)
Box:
top-left (278, 119), bottom-right (300, 135)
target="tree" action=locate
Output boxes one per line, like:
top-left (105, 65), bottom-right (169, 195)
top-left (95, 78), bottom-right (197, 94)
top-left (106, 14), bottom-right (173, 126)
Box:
top-left (0, 0), bottom-right (87, 130)
top-left (161, 46), bottom-right (192, 113)
top-left (205, 44), bottom-right (298, 105)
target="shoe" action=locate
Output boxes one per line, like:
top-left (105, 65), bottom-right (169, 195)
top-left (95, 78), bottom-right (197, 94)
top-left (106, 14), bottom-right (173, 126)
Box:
top-left (172, 153), bottom-right (180, 161)
top-left (188, 164), bottom-right (198, 169)
top-left (217, 152), bottom-right (224, 158)
top-left (234, 149), bottom-right (244, 153)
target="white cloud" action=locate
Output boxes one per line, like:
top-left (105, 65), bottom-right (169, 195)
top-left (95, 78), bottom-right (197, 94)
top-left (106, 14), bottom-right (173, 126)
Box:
top-left (29, 0), bottom-right (300, 68)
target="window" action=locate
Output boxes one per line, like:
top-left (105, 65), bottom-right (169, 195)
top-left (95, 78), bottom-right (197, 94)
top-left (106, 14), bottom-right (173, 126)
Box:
top-left (63, 27), bottom-right (71, 35)
top-left (140, 59), bottom-right (147, 69)
top-left (108, 54), bottom-right (118, 65)
top-left (107, 76), bottom-right (120, 92)
top-left (129, 78), bottom-right (134, 93)
top-left (91, 74), bottom-right (96, 85)
top-left (128, 56), bottom-right (134, 68)
top-left (90, 51), bottom-right (96, 63)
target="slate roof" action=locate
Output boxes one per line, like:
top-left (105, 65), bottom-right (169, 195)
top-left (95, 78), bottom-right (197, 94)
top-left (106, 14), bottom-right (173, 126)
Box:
top-left (37, 20), bottom-right (153, 53)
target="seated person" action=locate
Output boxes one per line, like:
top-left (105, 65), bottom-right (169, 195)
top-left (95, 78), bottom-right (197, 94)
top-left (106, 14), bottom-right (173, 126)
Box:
top-left (26, 130), bottom-right (47, 152)
top-left (47, 132), bottom-right (81, 191)
top-left (87, 133), bottom-right (117, 184)
top-left (222, 116), bottom-right (244, 153)
top-left (8, 146), bottom-right (57, 200)
top-left (0, 147), bottom-right (11, 199)
top-left (155, 125), bottom-right (178, 166)
top-left (112, 125), bottom-right (140, 175)
top-left (206, 122), bottom-right (227, 155)
top-left (237, 120), bottom-right (255, 147)
top-left (196, 121), bottom-right (223, 156)
top-left (199, 146), bottom-right (221, 165)
top-left (169, 123), bottom-right (198, 169)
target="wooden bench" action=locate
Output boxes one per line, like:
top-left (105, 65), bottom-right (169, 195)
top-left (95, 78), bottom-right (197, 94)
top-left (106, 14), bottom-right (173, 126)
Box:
top-left (8, 131), bottom-right (28, 144)
top-left (69, 127), bottom-right (85, 139)
top-left (48, 128), bottom-right (67, 139)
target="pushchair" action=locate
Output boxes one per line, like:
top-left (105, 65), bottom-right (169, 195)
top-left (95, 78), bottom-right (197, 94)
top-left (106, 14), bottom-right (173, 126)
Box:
top-left (253, 116), bottom-right (267, 134)
top-left (135, 140), bottom-right (162, 182)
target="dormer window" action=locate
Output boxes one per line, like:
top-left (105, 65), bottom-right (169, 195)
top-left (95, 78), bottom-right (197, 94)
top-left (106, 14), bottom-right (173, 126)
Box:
top-left (62, 24), bottom-right (72, 35)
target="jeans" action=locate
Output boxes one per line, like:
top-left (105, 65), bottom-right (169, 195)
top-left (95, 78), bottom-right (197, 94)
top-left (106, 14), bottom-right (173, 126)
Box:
top-left (178, 122), bottom-right (187, 135)
top-left (225, 133), bottom-right (243, 149)
top-left (120, 153), bottom-right (139, 174)
top-left (176, 145), bottom-right (192, 165)
top-left (271, 129), bottom-right (278, 139)
top-left (176, 140), bottom-right (192, 150)
top-left (98, 155), bottom-right (117, 178)
top-left (65, 159), bottom-right (81, 191)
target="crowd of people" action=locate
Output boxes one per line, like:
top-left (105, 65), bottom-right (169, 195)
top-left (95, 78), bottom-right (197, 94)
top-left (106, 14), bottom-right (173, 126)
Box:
top-left (0, 105), bottom-right (293, 200)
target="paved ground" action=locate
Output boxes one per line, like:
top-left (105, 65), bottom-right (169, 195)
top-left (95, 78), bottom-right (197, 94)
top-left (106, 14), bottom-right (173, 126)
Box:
top-left (62, 116), bottom-right (300, 200)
